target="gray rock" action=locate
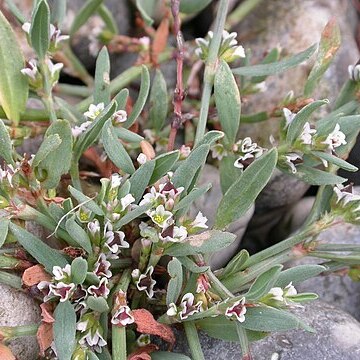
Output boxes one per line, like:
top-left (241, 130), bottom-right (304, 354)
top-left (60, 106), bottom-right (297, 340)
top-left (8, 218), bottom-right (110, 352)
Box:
top-left (172, 301), bottom-right (360, 360)
top-left (191, 165), bottom-right (254, 269)
top-left (0, 284), bottom-right (41, 360)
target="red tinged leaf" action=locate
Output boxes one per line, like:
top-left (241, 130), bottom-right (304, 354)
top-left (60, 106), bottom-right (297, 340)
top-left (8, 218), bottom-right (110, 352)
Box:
top-left (40, 303), bottom-right (55, 324)
top-left (0, 343), bottom-right (16, 360)
top-left (151, 17), bottom-right (169, 64)
top-left (128, 344), bottom-right (158, 360)
top-left (37, 322), bottom-right (53, 357)
top-left (132, 309), bottom-right (175, 345)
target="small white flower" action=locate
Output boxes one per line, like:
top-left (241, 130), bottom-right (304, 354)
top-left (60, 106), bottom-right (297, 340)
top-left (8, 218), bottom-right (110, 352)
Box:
top-left (284, 282), bottom-right (297, 297)
top-left (110, 173), bottom-right (122, 190)
top-left (104, 222), bottom-right (129, 256)
top-left (137, 153), bottom-right (148, 165)
top-left (179, 145), bottom-right (191, 158)
top-left (179, 293), bottom-right (203, 320)
top-left (88, 219), bottom-right (101, 236)
top-left (88, 277), bottom-right (110, 298)
top-left (111, 305), bottom-right (135, 326)
top-left (139, 36), bottom-right (150, 47)
top-left (253, 81), bottom-right (267, 92)
top-left (21, 59), bottom-right (38, 80)
top-left (268, 287), bottom-right (284, 302)
top-left (22, 22), bottom-right (31, 33)
top-left (333, 184), bottom-right (360, 205)
top-left (225, 297), bottom-right (246, 322)
top-left (94, 254), bottom-right (112, 278)
top-left (232, 45), bottom-right (246, 58)
top-left (139, 186), bottom-right (164, 207)
top-left (71, 121), bottom-right (92, 138)
top-left (191, 211), bottom-right (208, 230)
top-left (166, 303), bottom-right (178, 317)
top-left (348, 64), bottom-right (360, 81)
top-left (49, 24), bottom-right (69, 47)
top-left (283, 108), bottom-right (296, 127)
top-left (113, 110), bottom-right (127, 124)
top-left (52, 264), bottom-right (71, 281)
top-left (79, 328), bottom-right (107, 352)
top-left (160, 225), bottom-right (188, 243)
top-left (45, 58), bottom-right (63, 78)
top-left (211, 143), bottom-right (227, 161)
top-left (149, 205), bottom-right (173, 229)
top-left (299, 122), bottom-right (317, 145)
top-left (285, 153), bottom-right (302, 174)
top-left (322, 123), bottom-right (347, 151)
top-left (49, 282), bottom-right (76, 302)
top-left (136, 266), bottom-right (156, 299)
top-left (120, 194), bottom-right (135, 211)
top-left (84, 103), bottom-right (105, 120)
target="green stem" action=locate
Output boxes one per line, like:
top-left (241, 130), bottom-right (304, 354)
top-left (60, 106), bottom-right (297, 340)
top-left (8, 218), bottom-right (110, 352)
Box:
top-left (183, 321), bottom-right (205, 360)
top-left (70, 162), bottom-right (82, 191)
top-left (54, 83), bottom-right (93, 98)
top-left (0, 324), bottom-right (39, 340)
top-left (112, 269), bottom-right (131, 360)
top-left (0, 107), bottom-right (51, 122)
top-left (0, 270), bottom-right (22, 289)
top-left (40, 61), bottom-right (57, 123)
top-left (194, 0), bottom-right (229, 146)
top-left (236, 322), bottom-right (252, 360)
top-left (225, 0), bottom-right (264, 29)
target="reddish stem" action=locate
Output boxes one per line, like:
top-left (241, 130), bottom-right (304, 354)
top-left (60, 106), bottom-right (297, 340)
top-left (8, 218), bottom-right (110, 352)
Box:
top-left (168, 0), bottom-right (185, 151)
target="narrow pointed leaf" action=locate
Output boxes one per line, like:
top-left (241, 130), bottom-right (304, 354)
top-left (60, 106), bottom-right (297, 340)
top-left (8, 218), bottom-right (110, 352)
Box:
top-left (0, 120), bottom-right (14, 165)
top-left (54, 301), bottom-right (76, 360)
top-left (177, 256), bottom-right (209, 273)
top-left (166, 258), bottom-right (183, 305)
top-left (0, 11), bottom-right (28, 125)
top-left (30, 0), bottom-right (50, 59)
top-left (174, 183), bottom-right (212, 212)
top-left (275, 265), bottom-right (326, 288)
top-left (9, 222), bottom-right (68, 273)
top-left (87, 296), bottom-right (109, 312)
top-left (150, 151), bottom-right (180, 184)
top-left (65, 217), bottom-right (93, 254)
top-left (179, 0), bottom-right (212, 14)
top-left (98, 4), bottom-right (118, 34)
top-left (150, 69), bottom-right (168, 131)
top-left (114, 203), bottom-right (152, 230)
top-left (0, 218), bottom-right (9, 248)
top-left (113, 88), bottom-right (128, 110)
top-left (130, 160), bottom-right (155, 203)
top-left (311, 151), bottom-right (358, 172)
top-left (114, 127), bottom-right (143, 143)
top-left (292, 165), bottom-right (346, 185)
top-left (123, 66), bottom-right (150, 128)
top-left (68, 185), bottom-right (104, 216)
top-left (232, 44), bottom-right (317, 77)
top-left (220, 249), bottom-right (249, 278)
top-left (286, 99), bottom-right (329, 143)
top-left (215, 148), bottom-right (278, 229)
top-left (94, 46), bottom-right (111, 105)
top-left (214, 60), bottom-right (241, 143)
top-left (102, 119), bottom-right (135, 174)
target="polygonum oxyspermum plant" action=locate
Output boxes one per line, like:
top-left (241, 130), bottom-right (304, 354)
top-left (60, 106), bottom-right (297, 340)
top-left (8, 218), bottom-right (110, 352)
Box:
top-left (1, 1), bottom-right (360, 360)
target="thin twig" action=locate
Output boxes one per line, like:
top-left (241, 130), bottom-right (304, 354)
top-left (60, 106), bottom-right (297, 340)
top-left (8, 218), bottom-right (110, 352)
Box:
top-left (168, 0), bottom-right (185, 151)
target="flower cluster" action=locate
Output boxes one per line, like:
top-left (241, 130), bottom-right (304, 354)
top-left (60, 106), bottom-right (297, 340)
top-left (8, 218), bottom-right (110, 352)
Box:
top-left (195, 30), bottom-right (245, 63)
top-left (331, 184), bottom-right (360, 224)
top-left (260, 283), bottom-right (299, 307)
top-left (167, 293), bottom-right (203, 320)
top-left (233, 137), bottom-right (265, 169)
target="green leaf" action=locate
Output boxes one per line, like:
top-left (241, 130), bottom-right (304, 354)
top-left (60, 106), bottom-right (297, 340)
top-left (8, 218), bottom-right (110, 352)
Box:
top-left (164, 230), bottom-right (236, 257)
top-left (94, 46), bottom-right (111, 105)
top-left (150, 151), bottom-right (180, 184)
top-left (68, 185), bottom-right (104, 216)
top-left (55, 96), bottom-right (84, 124)
top-left (286, 99), bottom-right (329, 143)
top-left (287, 293), bottom-right (319, 303)
top-left (215, 148), bottom-right (278, 229)
top-left (214, 60), bottom-right (241, 144)
top-left (0, 10), bottom-right (28, 125)
top-left (177, 256), bottom-right (209, 273)
top-left (179, 0), bottom-right (212, 14)
top-left (123, 66), bottom-right (150, 129)
top-left (251, 48), bottom-right (280, 83)
top-left (30, 0), bottom-right (50, 59)
top-left (32, 134), bottom-right (62, 167)
top-left (36, 120), bottom-right (72, 189)
top-left (197, 316), bottom-right (267, 343)
top-left (50, 0), bottom-right (66, 26)
top-left (150, 69), bottom-right (168, 132)
top-left (166, 258), bottom-right (183, 305)
top-left (98, 4), bottom-right (118, 34)
top-left (174, 183), bottom-right (212, 212)
top-left (113, 88), bottom-right (129, 110)
top-left (220, 249), bottom-right (249, 278)
top-left (87, 296), bottom-right (109, 312)
top-left (102, 119), bottom-right (135, 174)
top-left (304, 19), bottom-right (341, 97)
top-left (114, 203), bottom-right (152, 230)
top-left (0, 218), bottom-right (9, 248)
top-left (151, 352), bottom-right (191, 360)
top-left (114, 127), bottom-right (144, 143)
top-left (9, 222), bottom-right (68, 273)
top-left (291, 165), bottom-right (346, 185)
top-left (172, 144), bottom-right (210, 193)
top-left (241, 111), bottom-right (268, 123)
top-left (71, 257), bottom-right (88, 284)
top-left (88, 352), bottom-right (100, 360)
top-left (65, 217), bottom-right (93, 254)
top-left (246, 265), bottom-right (283, 301)
top-left (74, 101), bottom-right (117, 160)
top-left (311, 151), bottom-right (358, 172)
top-left (232, 44), bottom-right (317, 77)
top-left (4, 0), bottom-right (26, 24)
top-left (241, 307), bottom-right (313, 332)
top-left (219, 154), bottom-right (242, 194)
top-left (130, 160), bottom-right (155, 203)
top-left (195, 130), bottom-right (224, 148)
top-left (70, 0), bottom-right (103, 35)
top-left (0, 120), bottom-right (14, 165)
top-left (135, 0), bottom-right (157, 26)
top-left (275, 265), bottom-right (326, 288)
top-left (54, 301), bottom-right (76, 360)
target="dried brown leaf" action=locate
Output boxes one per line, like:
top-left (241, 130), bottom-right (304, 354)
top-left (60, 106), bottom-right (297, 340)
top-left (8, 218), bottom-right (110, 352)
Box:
top-left (0, 343), bottom-right (16, 360)
top-left (22, 264), bottom-right (51, 287)
top-left (37, 322), bottom-right (53, 357)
